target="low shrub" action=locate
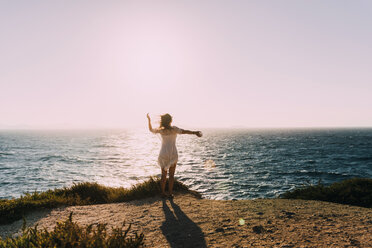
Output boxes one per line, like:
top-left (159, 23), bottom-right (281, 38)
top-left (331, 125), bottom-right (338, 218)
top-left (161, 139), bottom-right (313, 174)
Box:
top-left (280, 178), bottom-right (372, 208)
top-left (0, 213), bottom-right (144, 248)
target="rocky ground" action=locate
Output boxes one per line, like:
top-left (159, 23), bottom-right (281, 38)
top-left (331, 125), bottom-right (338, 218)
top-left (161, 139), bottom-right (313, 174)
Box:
top-left (1, 193), bottom-right (371, 247)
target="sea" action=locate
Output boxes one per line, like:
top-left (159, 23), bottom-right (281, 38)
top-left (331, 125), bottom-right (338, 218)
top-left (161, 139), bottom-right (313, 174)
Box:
top-left (0, 128), bottom-right (371, 200)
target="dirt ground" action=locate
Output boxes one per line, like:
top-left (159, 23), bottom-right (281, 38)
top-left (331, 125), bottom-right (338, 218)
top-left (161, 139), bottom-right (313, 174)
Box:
top-left (1, 193), bottom-right (371, 247)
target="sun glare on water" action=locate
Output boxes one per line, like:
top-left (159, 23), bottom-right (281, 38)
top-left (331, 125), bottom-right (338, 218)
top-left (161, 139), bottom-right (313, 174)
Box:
top-left (204, 159), bottom-right (216, 170)
top-left (89, 130), bottom-right (161, 189)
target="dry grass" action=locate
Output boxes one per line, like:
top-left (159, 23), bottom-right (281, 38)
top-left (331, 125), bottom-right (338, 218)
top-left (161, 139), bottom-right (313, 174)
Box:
top-left (0, 177), bottom-right (200, 225)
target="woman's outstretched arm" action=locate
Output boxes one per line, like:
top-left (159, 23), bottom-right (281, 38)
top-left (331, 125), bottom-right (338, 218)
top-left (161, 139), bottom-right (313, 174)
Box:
top-left (181, 129), bottom-right (202, 137)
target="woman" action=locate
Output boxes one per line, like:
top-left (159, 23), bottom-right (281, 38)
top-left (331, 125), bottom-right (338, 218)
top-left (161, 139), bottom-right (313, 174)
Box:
top-left (147, 113), bottom-right (202, 198)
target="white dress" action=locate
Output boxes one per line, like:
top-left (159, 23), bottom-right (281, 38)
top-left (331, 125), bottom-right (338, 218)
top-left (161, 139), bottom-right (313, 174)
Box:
top-left (155, 126), bottom-right (183, 170)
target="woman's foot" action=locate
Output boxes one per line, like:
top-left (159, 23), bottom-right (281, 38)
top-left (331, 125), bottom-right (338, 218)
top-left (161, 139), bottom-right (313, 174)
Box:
top-left (161, 192), bottom-right (168, 198)
top-left (167, 193), bottom-right (174, 199)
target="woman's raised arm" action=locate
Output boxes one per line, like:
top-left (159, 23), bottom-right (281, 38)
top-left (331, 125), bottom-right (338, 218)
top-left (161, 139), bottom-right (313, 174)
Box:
top-left (147, 113), bottom-right (156, 133)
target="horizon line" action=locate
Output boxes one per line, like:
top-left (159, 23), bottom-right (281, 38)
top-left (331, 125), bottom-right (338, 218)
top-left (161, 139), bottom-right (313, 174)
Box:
top-left (0, 126), bottom-right (371, 131)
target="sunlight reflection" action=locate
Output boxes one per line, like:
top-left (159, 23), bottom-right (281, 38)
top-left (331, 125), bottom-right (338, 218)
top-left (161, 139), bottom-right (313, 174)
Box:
top-left (239, 218), bottom-right (245, 225)
top-left (204, 159), bottom-right (216, 170)
top-left (91, 129), bottom-right (161, 188)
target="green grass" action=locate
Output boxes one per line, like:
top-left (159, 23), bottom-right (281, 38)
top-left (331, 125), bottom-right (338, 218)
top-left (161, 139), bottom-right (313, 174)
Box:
top-left (0, 177), bottom-right (200, 225)
top-left (0, 213), bottom-right (144, 248)
top-left (280, 178), bottom-right (372, 208)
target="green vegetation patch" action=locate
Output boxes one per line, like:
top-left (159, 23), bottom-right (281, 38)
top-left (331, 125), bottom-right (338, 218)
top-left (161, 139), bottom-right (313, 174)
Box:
top-left (0, 177), bottom-right (200, 225)
top-left (281, 178), bottom-right (372, 208)
top-left (0, 213), bottom-right (144, 248)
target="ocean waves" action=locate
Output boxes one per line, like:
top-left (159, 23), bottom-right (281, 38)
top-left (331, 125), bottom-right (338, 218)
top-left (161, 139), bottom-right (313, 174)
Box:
top-left (0, 128), bottom-right (372, 200)
top-left (37, 155), bottom-right (93, 164)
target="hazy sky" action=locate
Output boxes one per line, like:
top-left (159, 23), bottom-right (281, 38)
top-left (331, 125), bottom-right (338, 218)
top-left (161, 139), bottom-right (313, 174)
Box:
top-left (1, 0), bottom-right (371, 129)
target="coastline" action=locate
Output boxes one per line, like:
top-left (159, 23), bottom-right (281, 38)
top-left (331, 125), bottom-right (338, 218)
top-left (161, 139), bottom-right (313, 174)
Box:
top-left (2, 193), bottom-right (371, 247)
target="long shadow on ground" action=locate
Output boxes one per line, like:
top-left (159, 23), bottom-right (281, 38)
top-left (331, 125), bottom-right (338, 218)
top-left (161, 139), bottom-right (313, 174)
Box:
top-left (161, 199), bottom-right (207, 248)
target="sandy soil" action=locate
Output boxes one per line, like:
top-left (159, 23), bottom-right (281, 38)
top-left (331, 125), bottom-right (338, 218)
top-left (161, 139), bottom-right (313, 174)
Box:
top-left (1, 193), bottom-right (371, 247)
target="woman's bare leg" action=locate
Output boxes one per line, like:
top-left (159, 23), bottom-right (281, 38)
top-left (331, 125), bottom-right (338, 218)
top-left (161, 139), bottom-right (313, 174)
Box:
top-left (161, 168), bottom-right (167, 196)
top-left (168, 163), bottom-right (177, 196)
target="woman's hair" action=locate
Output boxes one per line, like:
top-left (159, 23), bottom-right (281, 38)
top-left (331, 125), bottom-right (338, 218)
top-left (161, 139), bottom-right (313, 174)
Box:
top-left (160, 113), bottom-right (172, 129)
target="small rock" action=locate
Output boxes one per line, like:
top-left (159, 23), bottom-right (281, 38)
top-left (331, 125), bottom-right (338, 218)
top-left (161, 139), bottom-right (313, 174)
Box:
top-left (215, 227), bottom-right (224, 233)
top-left (252, 225), bottom-right (265, 234)
top-left (350, 239), bottom-right (360, 245)
top-left (283, 211), bottom-right (295, 218)
top-left (257, 212), bottom-right (264, 215)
